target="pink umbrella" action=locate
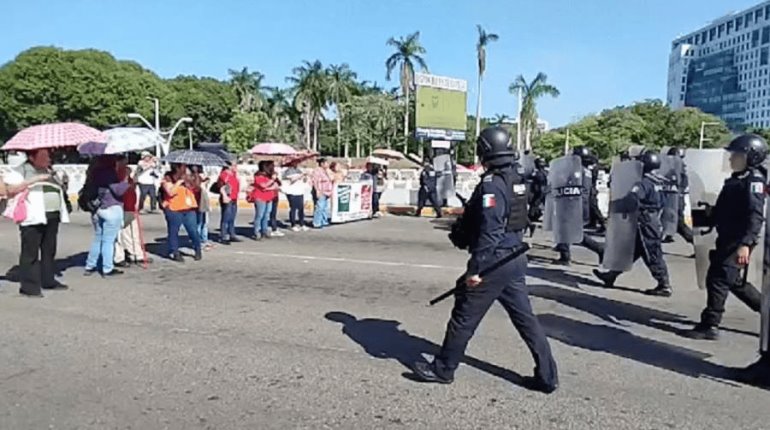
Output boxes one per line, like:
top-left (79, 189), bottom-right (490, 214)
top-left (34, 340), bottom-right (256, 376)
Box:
top-left (249, 142), bottom-right (297, 155)
top-left (282, 150), bottom-right (318, 165)
top-left (3, 122), bottom-right (107, 151)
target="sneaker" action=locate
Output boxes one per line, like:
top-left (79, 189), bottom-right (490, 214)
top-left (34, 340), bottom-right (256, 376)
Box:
top-left (301, 226), bottom-right (310, 232)
top-left (411, 362), bottom-right (454, 384)
top-left (593, 269), bottom-right (617, 288)
top-left (84, 268), bottom-right (98, 277)
top-left (291, 226), bottom-right (301, 232)
top-left (103, 269), bottom-right (124, 277)
top-left (271, 230), bottom-right (285, 237)
top-left (644, 285), bottom-right (673, 297)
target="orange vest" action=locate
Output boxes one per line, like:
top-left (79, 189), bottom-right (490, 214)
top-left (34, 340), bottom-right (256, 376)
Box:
top-left (163, 183), bottom-right (198, 211)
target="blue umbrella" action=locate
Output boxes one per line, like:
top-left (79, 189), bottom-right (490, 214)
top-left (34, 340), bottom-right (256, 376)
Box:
top-left (162, 150), bottom-right (228, 166)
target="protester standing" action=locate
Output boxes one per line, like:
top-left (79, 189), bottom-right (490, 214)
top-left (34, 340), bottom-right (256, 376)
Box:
top-left (136, 151), bottom-right (159, 213)
top-left (268, 162), bottom-right (285, 237)
top-left (249, 160), bottom-right (280, 240)
top-left (217, 162), bottom-right (240, 244)
top-left (282, 161), bottom-right (308, 231)
top-left (84, 155), bottom-right (130, 277)
top-left (3, 149), bottom-right (70, 296)
top-left (161, 164), bottom-right (202, 262)
top-left (192, 166), bottom-right (214, 251)
top-left (114, 156), bottom-right (150, 267)
top-left (312, 158), bottom-right (333, 229)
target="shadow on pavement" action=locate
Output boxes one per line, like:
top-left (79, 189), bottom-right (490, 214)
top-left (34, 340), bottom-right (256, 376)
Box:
top-left (3, 251), bottom-right (88, 281)
top-left (538, 313), bottom-right (737, 382)
top-left (325, 311), bottom-right (528, 388)
top-left (530, 283), bottom-right (686, 334)
top-left (527, 266), bottom-right (607, 290)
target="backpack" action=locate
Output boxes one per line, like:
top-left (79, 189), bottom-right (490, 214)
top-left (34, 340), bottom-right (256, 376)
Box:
top-left (77, 181), bottom-right (101, 213)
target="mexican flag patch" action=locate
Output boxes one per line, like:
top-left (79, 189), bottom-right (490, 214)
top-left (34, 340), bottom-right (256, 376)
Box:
top-left (751, 182), bottom-right (765, 194)
top-left (482, 193), bottom-right (496, 208)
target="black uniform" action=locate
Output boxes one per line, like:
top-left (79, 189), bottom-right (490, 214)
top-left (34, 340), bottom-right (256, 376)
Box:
top-left (416, 166), bottom-right (441, 217)
top-left (596, 173), bottom-right (671, 290)
top-left (697, 169), bottom-right (765, 328)
top-left (527, 167), bottom-right (547, 222)
top-left (417, 166), bottom-right (558, 390)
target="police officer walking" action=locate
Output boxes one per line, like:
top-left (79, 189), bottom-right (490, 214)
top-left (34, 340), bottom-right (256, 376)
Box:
top-left (415, 161), bottom-right (442, 218)
top-left (528, 158), bottom-right (548, 223)
top-left (554, 147), bottom-right (604, 266)
top-left (682, 135), bottom-right (767, 340)
top-left (594, 151), bottom-right (674, 296)
top-left (412, 126), bottom-right (558, 394)
top-left (586, 156), bottom-right (606, 233)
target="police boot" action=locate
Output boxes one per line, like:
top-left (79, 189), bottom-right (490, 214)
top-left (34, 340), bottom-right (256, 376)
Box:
top-left (662, 236), bottom-right (675, 244)
top-left (522, 376), bottom-right (558, 394)
top-left (411, 361), bottom-right (453, 384)
top-left (592, 269), bottom-right (617, 287)
top-left (644, 284), bottom-right (673, 297)
top-left (734, 355), bottom-right (770, 388)
top-left (681, 323), bottom-right (720, 341)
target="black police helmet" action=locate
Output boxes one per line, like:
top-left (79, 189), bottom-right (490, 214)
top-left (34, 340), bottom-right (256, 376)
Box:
top-left (477, 126), bottom-right (515, 165)
top-left (724, 134), bottom-right (768, 168)
top-left (639, 151), bottom-right (661, 173)
top-left (667, 146), bottom-right (685, 158)
top-left (534, 158), bottom-right (546, 169)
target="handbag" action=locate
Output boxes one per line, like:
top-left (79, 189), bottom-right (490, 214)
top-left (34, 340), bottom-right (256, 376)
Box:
top-left (3, 189), bottom-right (29, 223)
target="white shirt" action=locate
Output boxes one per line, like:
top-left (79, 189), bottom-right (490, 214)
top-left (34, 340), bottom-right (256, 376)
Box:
top-left (3, 169), bottom-right (70, 226)
top-left (282, 168), bottom-right (308, 196)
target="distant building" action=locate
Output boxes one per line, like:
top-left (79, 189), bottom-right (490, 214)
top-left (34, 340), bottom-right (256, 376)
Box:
top-left (667, 1), bottom-right (770, 130)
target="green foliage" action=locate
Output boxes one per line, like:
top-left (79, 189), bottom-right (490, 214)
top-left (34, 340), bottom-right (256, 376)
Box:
top-left (222, 111), bottom-right (269, 154)
top-left (167, 75), bottom-right (237, 147)
top-left (532, 100), bottom-right (732, 164)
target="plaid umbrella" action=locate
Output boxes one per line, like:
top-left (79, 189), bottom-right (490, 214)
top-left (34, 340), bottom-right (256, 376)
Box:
top-left (3, 122), bottom-right (107, 151)
top-left (79, 127), bottom-right (164, 155)
top-left (282, 150), bottom-right (318, 165)
top-left (162, 150), bottom-right (228, 166)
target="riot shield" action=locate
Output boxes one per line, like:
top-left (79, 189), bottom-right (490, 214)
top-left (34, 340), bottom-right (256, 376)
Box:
top-left (627, 145), bottom-right (647, 159)
top-left (518, 152), bottom-right (536, 178)
top-left (685, 149), bottom-right (731, 289)
top-left (657, 155), bottom-right (683, 236)
top-left (543, 155), bottom-right (583, 244)
top-left (602, 160), bottom-right (644, 272)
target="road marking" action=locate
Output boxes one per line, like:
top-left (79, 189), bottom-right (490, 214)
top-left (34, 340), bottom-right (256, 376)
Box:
top-left (233, 250), bottom-right (455, 270)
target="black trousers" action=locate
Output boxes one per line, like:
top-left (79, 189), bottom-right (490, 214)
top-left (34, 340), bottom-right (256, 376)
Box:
top-left (588, 193), bottom-right (605, 228)
top-left (433, 252), bottom-right (558, 386)
top-left (288, 195), bottom-right (305, 226)
top-left (556, 235), bottom-right (604, 262)
top-left (416, 188), bottom-right (441, 216)
top-left (675, 196), bottom-right (693, 243)
top-left (700, 249), bottom-right (761, 327)
top-left (138, 184), bottom-right (157, 212)
top-left (19, 213), bottom-right (60, 295)
top-left (609, 233), bottom-right (670, 286)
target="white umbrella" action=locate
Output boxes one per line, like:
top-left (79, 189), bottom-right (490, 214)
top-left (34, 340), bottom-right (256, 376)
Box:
top-left (78, 128), bottom-right (164, 155)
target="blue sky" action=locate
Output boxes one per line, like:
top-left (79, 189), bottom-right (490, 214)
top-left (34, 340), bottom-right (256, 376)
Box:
top-left (2, 0), bottom-right (761, 127)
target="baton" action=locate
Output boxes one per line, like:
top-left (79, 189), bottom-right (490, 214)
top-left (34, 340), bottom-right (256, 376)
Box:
top-left (428, 243), bottom-right (530, 306)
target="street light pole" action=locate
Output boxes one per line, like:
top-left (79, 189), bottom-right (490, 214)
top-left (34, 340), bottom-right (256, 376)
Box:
top-left (188, 127), bottom-right (194, 150)
top-left (516, 88), bottom-right (522, 152)
top-left (699, 121), bottom-right (721, 149)
top-left (128, 97), bottom-right (192, 157)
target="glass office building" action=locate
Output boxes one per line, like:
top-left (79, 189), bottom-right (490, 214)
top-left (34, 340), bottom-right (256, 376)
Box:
top-left (667, 1), bottom-right (770, 130)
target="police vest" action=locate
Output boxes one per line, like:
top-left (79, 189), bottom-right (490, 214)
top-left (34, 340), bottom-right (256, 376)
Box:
top-left (492, 170), bottom-right (529, 232)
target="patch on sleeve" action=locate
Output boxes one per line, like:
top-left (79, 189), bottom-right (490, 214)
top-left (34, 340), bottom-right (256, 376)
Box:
top-left (751, 182), bottom-right (766, 194)
top-left (631, 185), bottom-right (639, 193)
top-left (482, 193), bottom-right (496, 208)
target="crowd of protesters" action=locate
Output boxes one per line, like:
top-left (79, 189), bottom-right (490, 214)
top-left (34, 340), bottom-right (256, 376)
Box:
top-left (0, 150), bottom-right (385, 297)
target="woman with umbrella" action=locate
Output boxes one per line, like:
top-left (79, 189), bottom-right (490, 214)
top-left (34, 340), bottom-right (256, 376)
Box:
top-left (3, 149), bottom-right (71, 296)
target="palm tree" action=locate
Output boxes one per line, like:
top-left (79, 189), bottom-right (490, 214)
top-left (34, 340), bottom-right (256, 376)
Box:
top-left (287, 60), bottom-right (327, 150)
top-left (492, 113), bottom-right (510, 125)
top-left (475, 25), bottom-right (499, 138)
top-left (385, 31), bottom-right (428, 146)
top-left (265, 87), bottom-right (294, 140)
top-left (327, 63), bottom-right (358, 158)
top-left (228, 67), bottom-right (266, 112)
top-left (509, 72), bottom-right (559, 151)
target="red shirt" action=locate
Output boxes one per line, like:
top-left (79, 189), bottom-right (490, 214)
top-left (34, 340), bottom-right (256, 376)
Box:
top-left (123, 186), bottom-right (138, 212)
top-left (251, 174), bottom-right (278, 202)
top-left (218, 169), bottom-right (240, 201)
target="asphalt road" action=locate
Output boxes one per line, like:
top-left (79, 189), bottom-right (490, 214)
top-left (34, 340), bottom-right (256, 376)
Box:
top-left (0, 210), bottom-right (767, 429)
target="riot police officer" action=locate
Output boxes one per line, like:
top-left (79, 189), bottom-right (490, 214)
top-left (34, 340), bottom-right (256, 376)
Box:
top-left (682, 135), bottom-right (767, 340)
top-left (415, 161), bottom-right (442, 218)
top-left (662, 147), bottom-right (693, 244)
top-left (554, 146), bottom-right (605, 266)
top-left (587, 157), bottom-right (606, 232)
top-left (594, 151), bottom-right (674, 296)
top-left (412, 126), bottom-right (558, 394)
top-left (527, 158), bottom-right (548, 224)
